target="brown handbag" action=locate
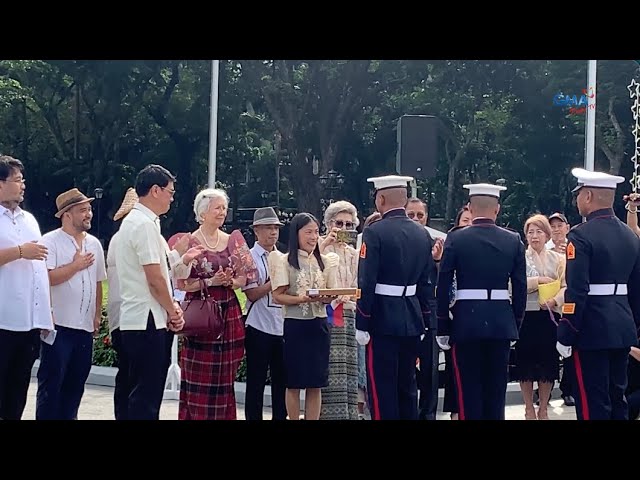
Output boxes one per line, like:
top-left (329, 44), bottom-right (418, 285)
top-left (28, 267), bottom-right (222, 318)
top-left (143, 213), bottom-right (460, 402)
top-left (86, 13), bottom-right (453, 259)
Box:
top-left (180, 279), bottom-right (224, 338)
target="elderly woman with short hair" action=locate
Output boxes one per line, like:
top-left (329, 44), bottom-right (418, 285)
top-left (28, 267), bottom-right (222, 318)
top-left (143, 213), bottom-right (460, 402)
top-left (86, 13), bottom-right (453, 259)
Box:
top-left (168, 188), bottom-right (258, 420)
top-left (511, 214), bottom-right (566, 420)
top-left (317, 200), bottom-right (361, 420)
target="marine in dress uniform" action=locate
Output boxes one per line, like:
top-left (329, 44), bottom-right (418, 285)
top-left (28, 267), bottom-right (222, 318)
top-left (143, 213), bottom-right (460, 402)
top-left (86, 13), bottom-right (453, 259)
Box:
top-left (355, 175), bottom-right (435, 420)
top-left (557, 168), bottom-right (640, 420)
top-left (436, 183), bottom-right (527, 420)
top-left (406, 197), bottom-right (440, 420)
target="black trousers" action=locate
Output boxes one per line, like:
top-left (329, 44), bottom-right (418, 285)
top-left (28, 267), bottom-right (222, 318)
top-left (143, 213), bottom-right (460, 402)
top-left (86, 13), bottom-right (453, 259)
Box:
top-left (571, 348), bottom-right (629, 420)
top-left (244, 325), bottom-right (287, 420)
top-left (111, 328), bottom-right (130, 421)
top-left (0, 329), bottom-right (40, 420)
top-left (120, 315), bottom-right (173, 420)
top-left (416, 329), bottom-right (439, 420)
top-left (452, 339), bottom-right (511, 420)
top-left (560, 358), bottom-right (575, 397)
top-left (366, 335), bottom-right (420, 420)
top-left (36, 325), bottom-right (93, 420)
top-left (628, 390), bottom-right (640, 420)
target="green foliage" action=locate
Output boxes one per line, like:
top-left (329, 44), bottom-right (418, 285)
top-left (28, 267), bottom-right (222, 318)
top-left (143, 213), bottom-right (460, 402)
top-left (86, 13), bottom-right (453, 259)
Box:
top-left (92, 316), bottom-right (117, 368)
top-left (2, 59), bottom-right (639, 240)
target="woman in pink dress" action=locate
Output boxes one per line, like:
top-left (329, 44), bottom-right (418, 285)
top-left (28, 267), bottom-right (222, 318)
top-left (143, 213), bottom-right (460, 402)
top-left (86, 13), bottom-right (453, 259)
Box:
top-left (169, 188), bottom-right (257, 420)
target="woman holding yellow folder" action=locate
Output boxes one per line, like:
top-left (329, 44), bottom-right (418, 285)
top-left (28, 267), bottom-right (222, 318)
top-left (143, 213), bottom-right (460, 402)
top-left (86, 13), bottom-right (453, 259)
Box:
top-left (511, 214), bottom-right (566, 420)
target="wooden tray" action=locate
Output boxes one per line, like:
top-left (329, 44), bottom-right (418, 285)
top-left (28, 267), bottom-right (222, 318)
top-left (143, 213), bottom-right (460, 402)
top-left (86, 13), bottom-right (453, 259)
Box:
top-left (306, 288), bottom-right (361, 299)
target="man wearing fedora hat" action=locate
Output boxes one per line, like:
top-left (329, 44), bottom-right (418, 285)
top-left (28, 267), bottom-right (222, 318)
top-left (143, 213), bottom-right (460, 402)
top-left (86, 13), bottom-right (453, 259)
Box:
top-left (37, 187), bottom-right (107, 419)
top-left (242, 207), bottom-right (287, 420)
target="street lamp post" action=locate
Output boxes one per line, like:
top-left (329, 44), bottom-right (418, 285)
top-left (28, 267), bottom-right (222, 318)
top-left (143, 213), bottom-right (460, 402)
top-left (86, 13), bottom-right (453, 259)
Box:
top-left (94, 188), bottom-right (103, 246)
top-left (319, 169), bottom-right (345, 212)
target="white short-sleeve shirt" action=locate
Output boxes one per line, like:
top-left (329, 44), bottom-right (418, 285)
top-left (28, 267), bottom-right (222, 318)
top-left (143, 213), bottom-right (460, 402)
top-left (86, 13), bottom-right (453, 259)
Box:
top-left (0, 205), bottom-right (54, 332)
top-left (115, 203), bottom-right (175, 331)
top-left (42, 228), bottom-right (107, 332)
top-left (242, 243), bottom-right (283, 336)
top-left (106, 230), bottom-right (122, 333)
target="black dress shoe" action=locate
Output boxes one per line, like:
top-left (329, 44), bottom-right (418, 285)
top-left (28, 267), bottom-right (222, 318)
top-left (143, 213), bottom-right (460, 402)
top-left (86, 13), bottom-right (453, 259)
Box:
top-left (563, 395), bottom-right (576, 406)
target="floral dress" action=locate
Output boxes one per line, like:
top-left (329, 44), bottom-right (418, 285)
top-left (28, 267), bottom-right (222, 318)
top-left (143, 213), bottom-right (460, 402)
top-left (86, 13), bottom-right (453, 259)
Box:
top-left (168, 230), bottom-right (258, 420)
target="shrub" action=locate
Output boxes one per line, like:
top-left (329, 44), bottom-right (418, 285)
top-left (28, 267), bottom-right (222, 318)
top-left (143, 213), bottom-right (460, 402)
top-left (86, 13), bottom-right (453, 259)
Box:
top-left (93, 285), bottom-right (251, 382)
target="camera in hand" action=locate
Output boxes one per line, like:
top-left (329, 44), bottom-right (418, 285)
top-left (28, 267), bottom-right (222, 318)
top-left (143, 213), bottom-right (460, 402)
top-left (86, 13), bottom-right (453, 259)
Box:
top-left (336, 230), bottom-right (358, 246)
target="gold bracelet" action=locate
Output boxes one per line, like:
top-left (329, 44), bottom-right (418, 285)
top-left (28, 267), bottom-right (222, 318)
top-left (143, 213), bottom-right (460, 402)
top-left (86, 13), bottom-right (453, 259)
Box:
top-left (627, 203), bottom-right (638, 214)
top-left (17, 245), bottom-right (23, 258)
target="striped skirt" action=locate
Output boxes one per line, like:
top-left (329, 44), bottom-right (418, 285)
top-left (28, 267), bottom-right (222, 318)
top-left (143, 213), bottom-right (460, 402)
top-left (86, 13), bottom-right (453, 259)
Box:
top-left (320, 310), bottom-right (359, 420)
top-left (179, 287), bottom-right (245, 420)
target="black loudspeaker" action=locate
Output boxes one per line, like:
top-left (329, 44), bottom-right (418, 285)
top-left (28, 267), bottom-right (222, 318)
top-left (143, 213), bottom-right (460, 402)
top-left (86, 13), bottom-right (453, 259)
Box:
top-left (395, 115), bottom-right (438, 179)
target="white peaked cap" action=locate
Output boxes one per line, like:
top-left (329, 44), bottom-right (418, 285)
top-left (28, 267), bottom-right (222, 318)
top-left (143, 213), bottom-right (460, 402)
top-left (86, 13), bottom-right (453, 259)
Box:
top-left (463, 183), bottom-right (507, 198)
top-left (571, 168), bottom-right (625, 192)
top-left (367, 175), bottom-right (414, 191)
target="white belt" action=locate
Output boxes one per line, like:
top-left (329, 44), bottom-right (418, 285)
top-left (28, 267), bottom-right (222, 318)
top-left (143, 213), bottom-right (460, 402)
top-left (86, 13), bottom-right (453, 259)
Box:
top-left (375, 283), bottom-right (417, 297)
top-left (587, 284), bottom-right (627, 296)
top-left (455, 289), bottom-right (510, 301)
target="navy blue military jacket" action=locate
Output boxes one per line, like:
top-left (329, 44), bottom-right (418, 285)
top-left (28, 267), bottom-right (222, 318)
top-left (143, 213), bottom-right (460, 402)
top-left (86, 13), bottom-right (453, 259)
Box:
top-left (436, 218), bottom-right (527, 343)
top-left (355, 208), bottom-right (434, 337)
top-left (558, 208), bottom-right (640, 350)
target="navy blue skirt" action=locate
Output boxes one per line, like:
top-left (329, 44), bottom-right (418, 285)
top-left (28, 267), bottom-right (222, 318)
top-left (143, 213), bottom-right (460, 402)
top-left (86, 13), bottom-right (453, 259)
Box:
top-left (283, 317), bottom-right (330, 389)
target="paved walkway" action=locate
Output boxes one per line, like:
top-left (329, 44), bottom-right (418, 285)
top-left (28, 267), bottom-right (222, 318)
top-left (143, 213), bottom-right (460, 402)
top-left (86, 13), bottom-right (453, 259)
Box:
top-left (22, 379), bottom-right (578, 420)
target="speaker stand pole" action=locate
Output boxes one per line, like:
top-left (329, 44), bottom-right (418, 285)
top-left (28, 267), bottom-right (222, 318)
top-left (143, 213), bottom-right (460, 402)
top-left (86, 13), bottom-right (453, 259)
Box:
top-left (410, 179), bottom-right (418, 198)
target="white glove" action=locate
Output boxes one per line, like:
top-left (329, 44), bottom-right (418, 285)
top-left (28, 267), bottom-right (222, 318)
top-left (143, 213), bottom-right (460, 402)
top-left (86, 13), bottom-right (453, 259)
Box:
top-left (356, 330), bottom-right (371, 346)
top-left (436, 335), bottom-right (451, 351)
top-left (510, 341), bottom-right (517, 347)
top-left (556, 341), bottom-right (572, 358)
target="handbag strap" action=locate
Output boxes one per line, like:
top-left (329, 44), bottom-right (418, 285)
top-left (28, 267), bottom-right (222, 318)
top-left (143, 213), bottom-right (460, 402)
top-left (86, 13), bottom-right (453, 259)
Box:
top-left (544, 301), bottom-right (559, 326)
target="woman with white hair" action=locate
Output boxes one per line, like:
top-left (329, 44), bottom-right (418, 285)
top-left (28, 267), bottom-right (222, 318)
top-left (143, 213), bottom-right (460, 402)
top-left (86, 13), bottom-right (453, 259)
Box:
top-left (317, 200), bottom-right (360, 420)
top-left (168, 188), bottom-right (258, 420)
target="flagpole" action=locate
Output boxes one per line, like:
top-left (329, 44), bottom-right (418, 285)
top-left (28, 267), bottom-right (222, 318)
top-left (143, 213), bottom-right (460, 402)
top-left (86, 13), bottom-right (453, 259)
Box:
top-left (584, 60), bottom-right (597, 171)
top-left (208, 60), bottom-right (220, 187)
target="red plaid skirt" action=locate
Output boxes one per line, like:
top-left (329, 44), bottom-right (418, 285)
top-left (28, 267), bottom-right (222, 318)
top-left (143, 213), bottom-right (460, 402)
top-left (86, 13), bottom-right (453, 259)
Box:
top-left (179, 287), bottom-right (245, 420)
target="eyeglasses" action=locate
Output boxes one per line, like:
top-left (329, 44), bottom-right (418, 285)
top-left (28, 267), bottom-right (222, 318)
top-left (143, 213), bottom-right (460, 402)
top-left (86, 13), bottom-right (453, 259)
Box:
top-left (332, 219), bottom-right (355, 230)
top-left (161, 186), bottom-right (175, 197)
top-left (1, 177), bottom-right (25, 184)
top-left (407, 211), bottom-right (425, 220)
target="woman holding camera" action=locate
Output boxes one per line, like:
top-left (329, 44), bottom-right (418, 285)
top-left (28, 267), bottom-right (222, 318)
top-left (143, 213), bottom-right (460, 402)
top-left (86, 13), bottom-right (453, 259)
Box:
top-left (317, 201), bottom-right (361, 420)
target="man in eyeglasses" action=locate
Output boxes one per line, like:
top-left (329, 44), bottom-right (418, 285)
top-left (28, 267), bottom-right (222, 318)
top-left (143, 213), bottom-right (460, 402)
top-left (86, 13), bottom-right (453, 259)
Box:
top-left (0, 154), bottom-right (53, 420)
top-left (406, 198), bottom-right (442, 420)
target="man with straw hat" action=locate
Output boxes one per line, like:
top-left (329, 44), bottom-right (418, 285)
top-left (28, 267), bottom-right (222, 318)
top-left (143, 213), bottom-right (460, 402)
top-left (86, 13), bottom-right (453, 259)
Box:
top-left (107, 187), bottom-right (137, 420)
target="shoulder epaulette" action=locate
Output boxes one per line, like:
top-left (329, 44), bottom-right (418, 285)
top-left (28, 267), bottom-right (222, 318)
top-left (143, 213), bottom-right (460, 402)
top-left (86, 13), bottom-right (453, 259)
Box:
top-left (500, 226), bottom-right (520, 234)
top-left (447, 225), bottom-right (467, 234)
top-left (570, 222), bottom-right (587, 232)
top-left (498, 226), bottom-right (523, 239)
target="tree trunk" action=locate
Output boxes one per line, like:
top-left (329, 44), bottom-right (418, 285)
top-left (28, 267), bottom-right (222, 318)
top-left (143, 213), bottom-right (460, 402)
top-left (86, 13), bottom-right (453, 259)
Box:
top-left (445, 141), bottom-right (468, 222)
top-left (597, 97), bottom-right (625, 175)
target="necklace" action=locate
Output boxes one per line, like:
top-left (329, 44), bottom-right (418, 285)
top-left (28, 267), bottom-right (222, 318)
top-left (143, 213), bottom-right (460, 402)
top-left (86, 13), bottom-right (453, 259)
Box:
top-left (198, 227), bottom-right (220, 250)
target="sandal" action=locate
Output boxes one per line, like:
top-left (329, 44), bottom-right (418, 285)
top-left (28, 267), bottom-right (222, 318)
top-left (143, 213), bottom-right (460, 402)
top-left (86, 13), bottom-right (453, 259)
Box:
top-left (537, 409), bottom-right (549, 420)
top-left (525, 408), bottom-right (537, 420)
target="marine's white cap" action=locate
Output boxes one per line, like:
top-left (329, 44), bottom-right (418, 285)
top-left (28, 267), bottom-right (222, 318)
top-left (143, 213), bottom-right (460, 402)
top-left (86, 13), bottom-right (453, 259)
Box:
top-left (367, 175), bottom-right (414, 192)
top-left (463, 183), bottom-right (507, 199)
top-left (571, 168), bottom-right (625, 192)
